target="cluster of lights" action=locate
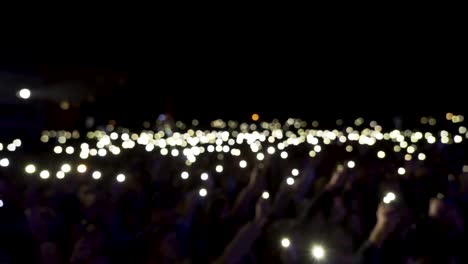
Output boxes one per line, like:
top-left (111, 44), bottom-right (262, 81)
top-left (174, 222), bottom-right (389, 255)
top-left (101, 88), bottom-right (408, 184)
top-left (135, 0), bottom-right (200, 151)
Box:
top-left (383, 192), bottom-right (396, 204)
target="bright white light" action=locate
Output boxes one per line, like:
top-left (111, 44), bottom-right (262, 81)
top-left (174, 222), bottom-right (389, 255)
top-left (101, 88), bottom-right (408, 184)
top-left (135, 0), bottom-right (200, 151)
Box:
top-left (65, 146), bottom-right (74, 154)
top-left (418, 153), bottom-right (426, 161)
top-left (0, 199), bottom-right (3, 207)
top-left (256, 153), bottom-right (265, 161)
top-left (92, 171), bottom-right (102, 180)
top-left (40, 170), bottom-right (50, 179)
top-left (160, 148), bottom-right (168, 155)
top-left (98, 149), bottom-right (107, 157)
top-left (7, 144), bottom-right (15, 151)
top-left (77, 164), bottom-right (87, 173)
top-left (291, 169), bottom-right (299, 176)
top-left (311, 245), bottom-right (325, 260)
top-left (0, 158), bottom-right (9, 167)
top-left (199, 188), bottom-right (207, 197)
top-left (216, 165), bottom-right (223, 173)
top-left (239, 160), bottom-right (247, 168)
top-left (56, 171), bottom-right (65, 179)
top-left (377, 151), bottom-right (385, 159)
top-left (207, 145), bottom-right (215, 152)
top-left (314, 145), bottom-right (322, 152)
top-left (280, 151), bottom-right (288, 159)
top-left (386, 192), bottom-right (396, 201)
top-left (54, 146), bottom-right (63, 154)
top-left (18, 88), bottom-right (31, 99)
top-left (145, 144), bottom-right (154, 152)
top-left (110, 132), bottom-right (118, 140)
top-left (407, 146), bottom-right (415, 154)
top-left (13, 139), bottom-right (21, 147)
top-left (201, 173), bottom-right (209, 181)
top-left (61, 164), bottom-right (71, 173)
top-left (286, 177), bottom-right (295, 185)
top-left (267, 146), bottom-right (275, 154)
top-left (398, 167), bottom-right (406, 175)
top-left (262, 191), bottom-right (270, 199)
top-left (181, 171), bottom-right (189, 180)
top-left (116, 174), bottom-right (126, 182)
top-left (347, 161), bottom-right (355, 168)
top-left (454, 135), bottom-right (463, 143)
top-left (171, 149), bottom-right (179, 157)
top-left (25, 164), bottom-right (36, 174)
top-left (383, 196), bottom-right (392, 204)
top-left (281, 238), bottom-right (290, 248)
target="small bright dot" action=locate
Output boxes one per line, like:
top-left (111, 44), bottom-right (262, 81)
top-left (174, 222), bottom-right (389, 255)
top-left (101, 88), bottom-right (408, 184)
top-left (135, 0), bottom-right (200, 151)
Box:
top-left (199, 188), bottom-right (207, 197)
top-left (145, 144), bottom-right (154, 152)
top-left (418, 153), bottom-right (426, 161)
top-left (267, 146), bottom-right (275, 154)
top-left (309, 150), bottom-right (316, 157)
top-left (385, 192), bottom-right (396, 201)
top-left (40, 170), bottom-right (50, 179)
top-left (407, 146), bottom-right (415, 154)
top-left (314, 145), bottom-right (322, 152)
top-left (281, 238), bottom-right (290, 248)
top-left (383, 196), bottom-right (392, 204)
top-left (7, 144), bottom-right (15, 151)
top-left (454, 135), bottom-right (463, 143)
top-left (201, 173), bottom-right (209, 181)
top-left (181, 171), bottom-right (189, 179)
top-left (98, 149), bottom-right (107, 157)
top-left (286, 177), bottom-right (295, 185)
top-left (0, 158), bottom-right (9, 167)
top-left (207, 145), bottom-right (215, 152)
top-left (65, 146), bottom-right (74, 154)
top-left (262, 191), bottom-right (270, 199)
top-left (256, 153), bottom-right (265, 161)
top-left (216, 165), bottom-right (223, 173)
top-left (347, 161), bottom-right (355, 168)
top-left (25, 164), bottom-right (36, 174)
top-left (61, 164), bottom-right (71, 173)
top-left (13, 139), bottom-right (21, 147)
top-left (252, 113), bottom-right (259, 121)
top-left (56, 171), bottom-right (65, 179)
top-left (53, 146), bottom-right (63, 154)
top-left (160, 148), bottom-right (168, 155)
top-left (239, 160), bottom-right (247, 168)
top-left (398, 167), bottom-right (406, 175)
top-left (311, 245), bottom-right (325, 260)
top-left (116, 174), bottom-right (126, 182)
top-left (18, 88), bottom-right (31, 99)
top-left (77, 164), bottom-right (87, 173)
top-left (92, 171), bottom-right (102, 180)
top-left (377, 151), bottom-right (385, 159)
top-left (291, 169), bottom-right (299, 176)
top-left (171, 149), bottom-right (179, 157)
top-left (280, 151), bottom-right (288, 159)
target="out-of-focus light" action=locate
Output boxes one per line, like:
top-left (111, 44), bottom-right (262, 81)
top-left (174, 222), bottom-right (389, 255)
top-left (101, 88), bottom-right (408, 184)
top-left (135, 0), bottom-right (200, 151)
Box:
top-left (463, 165), bottom-right (468, 173)
top-left (207, 145), bottom-right (215, 152)
top-left (40, 170), bottom-right (50, 179)
top-left (311, 245), bottom-right (325, 260)
top-left (58, 136), bottom-right (66, 144)
top-left (309, 150), bottom-right (316, 157)
top-left (25, 164), bottom-right (36, 174)
top-left (262, 191), bottom-right (270, 199)
top-left (61, 164), bottom-right (71, 173)
top-left (0, 158), bottom-right (9, 167)
top-left (291, 169), bottom-right (299, 176)
top-left (160, 148), bottom-right (168, 155)
top-left (90, 149), bottom-right (98, 156)
top-left (281, 238), bottom-right (290, 248)
top-left (286, 177), bottom-right (295, 185)
top-left (171, 149), bottom-right (179, 157)
top-left (13, 139), bottom-right (21, 147)
top-left (383, 196), bottom-right (391, 204)
top-left (18, 88), bottom-right (31, 99)
top-left (347, 161), bottom-right (355, 168)
top-left (0, 143), bottom-right (3, 151)
top-left (56, 171), bottom-right (65, 179)
top-left (53, 146), bottom-right (63, 154)
top-left (145, 144), bottom-right (154, 152)
top-left (0, 199), bottom-right (3, 207)
top-left (459, 126), bottom-right (467, 134)
top-left (110, 132), bottom-right (118, 140)
top-left (256, 153), bottom-right (265, 161)
top-left (239, 160), bottom-right (247, 168)
top-left (92, 171), bottom-right (102, 180)
top-left (398, 167), bottom-right (406, 175)
top-left (281, 151), bottom-right (288, 159)
top-left (314, 145), bottom-right (322, 152)
top-left (65, 146), bottom-right (74, 154)
top-left (77, 164), bottom-right (87, 173)
top-left (98, 149), bottom-right (107, 157)
top-left (216, 165), bottom-right (223, 173)
top-left (7, 144), bottom-right (15, 151)
top-left (181, 171), bottom-right (189, 179)
top-left (267, 146), bottom-right (275, 154)
top-left (418, 153), bottom-right (426, 161)
top-left (404, 154), bottom-right (412, 161)
top-left (252, 113), bottom-right (259, 121)
top-left (407, 146), bottom-right (415, 154)
top-left (377, 151), bottom-right (385, 159)
top-left (393, 145), bottom-right (401, 152)
top-left (201, 173), bottom-right (209, 181)
top-left (40, 135), bottom-right (49, 143)
top-left (454, 135), bottom-right (463, 143)
top-left (199, 188), bottom-right (207, 197)
top-left (116, 174), bottom-right (126, 183)
top-left (386, 192), bottom-right (396, 201)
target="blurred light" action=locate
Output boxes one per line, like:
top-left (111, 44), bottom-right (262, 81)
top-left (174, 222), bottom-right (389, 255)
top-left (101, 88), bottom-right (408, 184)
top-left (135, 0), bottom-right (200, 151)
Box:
top-left (314, 145), bottom-right (322, 152)
top-left (463, 165), bottom-right (468, 173)
top-left (77, 164), bottom-right (87, 173)
top-left (386, 192), bottom-right (396, 201)
top-left (7, 144), bottom-right (15, 151)
top-left (25, 164), bottom-right (36, 174)
top-left (18, 88), bottom-right (31, 99)
top-left (216, 165), bottom-right (223, 173)
top-left (252, 113), bottom-right (259, 121)
top-left (345, 145), bottom-right (353, 152)
top-left (239, 160), bottom-right (247, 168)
top-left (459, 126), bottom-right (467, 134)
top-left (393, 145), bottom-right (401, 152)
top-left (407, 146), bottom-right (415, 154)
top-left (181, 171), bottom-right (189, 179)
top-left (404, 154), bottom-right (412, 161)
top-left (383, 196), bottom-right (392, 204)
top-left (110, 132), bottom-right (119, 140)
top-left (347, 161), bottom-right (355, 168)
top-left (280, 151), bottom-right (288, 159)
top-left (171, 149), bottom-right (179, 157)
top-left (92, 171), bottom-right (102, 180)
top-left (311, 245), bottom-right (325, 260)
top-left (286, 177), bottom-right (295, 185)
top-left (116, 174), bottom-right (126, 183)
top-left (98, 149), bottom-right (107, 157)
top-left (53, 146), bottom-right (63, 154)
top-left (309, 150), bottom-right (316, 157)
top-left (256, 153), bottom-right (265, 161)
top-left (0, 143), bottom-right (2, 151)
top-left (207, 145), bottom-right (215, 152)
top-left (281, 238), bottom-right (290, 248)
top-left (0, 199), bottom-right (3, 207)
top-left (199, 188), bottom-right (207, 197)
top-left (201, 173), bottom-right (209, 181)
top-left (398, 167), bottom-right (406, 175)
top-left (418, 153), bottom-right (426, 161)
top-left (40, 135), bottom-right (49, 143)
top-left (160, 148), bottom-right (168, 155)
top-left (56, 171), bottom-right (65, 179)
top-left (13, 139), bottom-right (21, 147)
top-left (0, 158), bottom-right (9, 167)
top-left (267, 146), bottom-right (275, 154)
top-left (61, 164), bottom-right (71, 173)
top-left (377, 151), bottom-right (385, 159)
top-left (454, 135), bottom-right (463, 143)
top-left (291, 169), bottom-right (299, 176)
top-left (90, 149), bottom-right (98, 156)
top-left (145, 144), bottom-right (154, 152)
top-left (40, 170), bottom-right (50, 179)
top-left (65, 146), bottom-right (75, 154)
top-left (262, 191), bottom-right (270, 199)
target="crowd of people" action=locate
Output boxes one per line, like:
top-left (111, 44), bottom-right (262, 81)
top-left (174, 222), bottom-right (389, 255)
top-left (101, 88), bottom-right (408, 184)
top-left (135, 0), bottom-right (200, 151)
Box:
top-left (1, 114), bottom-right (468, 263)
